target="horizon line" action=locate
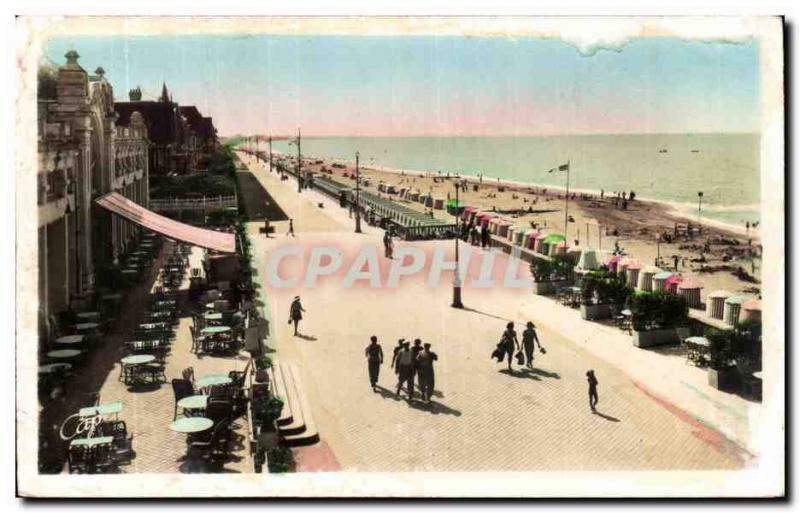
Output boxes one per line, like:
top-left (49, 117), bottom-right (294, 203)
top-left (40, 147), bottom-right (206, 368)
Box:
top-left (225, 130), bottom-right (760, 139)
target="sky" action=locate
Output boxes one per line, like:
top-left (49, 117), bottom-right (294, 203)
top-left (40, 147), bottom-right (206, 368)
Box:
top-left (44, 34), bottom-right (760, 137)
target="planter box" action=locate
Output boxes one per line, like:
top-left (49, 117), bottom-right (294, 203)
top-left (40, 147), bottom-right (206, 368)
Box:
top-left (580, 303), bottom-right (612, 321)
top-left (632, 327), bottom-right (680, 348)
top-left (707, 367), bottom-right (740, 392)
top-left (532, 281), bottom-right (553, 295)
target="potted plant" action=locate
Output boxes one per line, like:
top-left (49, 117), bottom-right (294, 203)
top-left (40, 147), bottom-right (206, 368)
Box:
top-left (254, 356), bottom-right (273, 383)
top-left (580, 271), bottom-right (610, 320)
top-left (530, 258), bottom-right (552, 295)
top-left (705, 328), bottom-right (740, 391)
top-left (630, 291), bottom-right (688, 348)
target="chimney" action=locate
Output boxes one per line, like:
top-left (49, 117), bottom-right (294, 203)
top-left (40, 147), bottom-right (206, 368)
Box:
top-left (129, 86), bottom-right (142, 101)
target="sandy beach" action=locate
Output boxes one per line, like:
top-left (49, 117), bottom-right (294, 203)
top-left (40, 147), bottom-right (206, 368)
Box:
top-left (265, 150), bottom-right (762, 302)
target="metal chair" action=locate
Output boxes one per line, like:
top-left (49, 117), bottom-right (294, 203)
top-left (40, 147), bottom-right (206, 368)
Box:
top-left (171, 379), bottom-right (195, 420)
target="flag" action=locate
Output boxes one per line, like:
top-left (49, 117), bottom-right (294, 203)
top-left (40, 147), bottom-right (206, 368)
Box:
top-left (558, 162), bottom-right (570, 172)
top-left (547, 168), bottom-right (556, 174)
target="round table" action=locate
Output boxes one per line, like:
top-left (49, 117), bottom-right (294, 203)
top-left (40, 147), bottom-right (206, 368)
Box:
top-left (121, 354), bottom-right (155, 366)
top-left (753, 371), bottom-right (763, 380)
top-left (121, 269), bottom-right (138, 275)
top-left (74, 322), bottom-right (100, 332)
top-left (178, 394), bottom-right (209, 411)
top-left (170, 416), bottom-right (213, 434)
top-left (205, 302), bottom-right (216, 310)
top-left (204, 313), bottom-right (223, 322)
top-left (39, 362), bottom-right (72, 374)
top-left (201, 326), bottom-right (230, 336)
top-left (102, 293), bottom-right (123, 301)
top-left (55, 335), bottom-right (84, 345)
top-left (76, 311), bottom-right (101, 320)
top-left (47, 349), bottom-right (82, 360)
top-left (195, 374), bottom-right (232, 388)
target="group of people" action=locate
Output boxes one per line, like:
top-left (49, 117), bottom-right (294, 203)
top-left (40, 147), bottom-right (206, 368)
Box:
top-left (460, 219), bottom-right (491, 248)
top-left (364, 337), bottom-right (439, 402)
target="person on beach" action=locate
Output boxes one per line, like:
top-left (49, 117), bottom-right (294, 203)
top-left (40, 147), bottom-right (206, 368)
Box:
top-left (471, 225), bottom-right (480, 246)
top-left (383, 231), bottom-right (393, 259)
top-left (287, 218), bottom-right (295, 237)
top-left (522, 322), bottom-right (542, 369)
top-left (395, 341), bottom-right (415, 400)
top-left (289, 296), bottom-right (305, 336)
top-left (501, 322), bottom-right (520, 371)
top-left (587, 370), bottom-right (599, 412)
top-left (481, 223), bottom-right (490, 248)
top-left (365, 336), bottom-right (384, 390)
top-left (416, 343), bottom-right (438, 402)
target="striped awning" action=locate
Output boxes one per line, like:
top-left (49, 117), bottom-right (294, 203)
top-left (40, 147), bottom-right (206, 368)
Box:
top-left (95, 192), bottom-right (236, 253)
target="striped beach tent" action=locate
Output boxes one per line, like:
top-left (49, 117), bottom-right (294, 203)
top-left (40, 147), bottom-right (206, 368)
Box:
top-left (706, 290), bottom-right (732, 320)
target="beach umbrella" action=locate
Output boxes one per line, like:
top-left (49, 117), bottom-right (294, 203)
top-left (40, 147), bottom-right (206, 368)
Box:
top-left (542, 233), bottom-right (566, 245)
top-left (706, 290), bottom-right (732, 320)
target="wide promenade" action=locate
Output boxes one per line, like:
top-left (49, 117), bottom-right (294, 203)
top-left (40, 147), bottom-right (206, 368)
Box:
top-left (241, 153), bottom-right (749, 472)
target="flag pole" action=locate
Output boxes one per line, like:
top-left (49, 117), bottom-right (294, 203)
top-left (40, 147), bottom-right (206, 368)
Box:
top-left (564, 159), bottom-right (570, 243)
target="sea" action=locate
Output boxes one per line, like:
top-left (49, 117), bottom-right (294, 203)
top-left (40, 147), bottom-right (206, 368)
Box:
top-left (271, 134), bottom-right (760, 230)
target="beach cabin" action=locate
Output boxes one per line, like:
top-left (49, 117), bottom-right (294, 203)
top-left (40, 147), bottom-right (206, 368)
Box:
top-left (497, 220), bottom-right (512, 238)
top-left (507, 226), bottom-right (516, 243)
top-left (550, 241), bottom-right (567, 258)
top-left (606, 255), bottom-right (621, 273)
top-left (515, 228), bottom-right (529, 246)
top-left (677, 279), bottom-right (703, 309)
top-left (625, 262), bottom-right (643, 288)
top-left (542, 234), bottom-right (565, 256)
top-left (524, 231), bottom-right (537, 250)
top-left (665, 275), bottom-right (683, 294)
top-left (409, 191), bottom-right (420, 202)
top-left (378, 182), bottom-right (386, 193)
top-left (387, 185), bottom-right (398, 195)
top-left (741, 299), bottom-right (762, 323)
top-left (638, 265), bottom-right (662, 292)
top-left (706, 290), bottom-right (732, 320)
top-left (566, 245), bottom-right (583, 264)
top-left (723, 295), bottom-right (747, 326)
top-left (433, 196), bottom-right (445, 210)
top-left (461, 206), bottom-right (475, 222)
top-left (653, 271), bottom-right (673, 293)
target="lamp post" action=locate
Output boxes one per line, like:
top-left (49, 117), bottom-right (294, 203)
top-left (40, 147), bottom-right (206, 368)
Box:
top-left (452, 181), bottom-right (464, 308)
top-left (268, 134), bottom-right (273, 174)
top-left (355, 151), bottom-right (362, 233)
top-left (697, 191), bottom-right (704, 219)
top-left (296, 129), bottom-right (302, 193)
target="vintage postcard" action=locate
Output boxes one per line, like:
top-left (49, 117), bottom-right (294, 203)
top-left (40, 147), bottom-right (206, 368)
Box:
top-left (15, 16), bottom-right (785, 497)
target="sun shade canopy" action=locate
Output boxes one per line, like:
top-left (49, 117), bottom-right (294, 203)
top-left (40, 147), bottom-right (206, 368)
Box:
top-left (95, 192), bottom-right (236, 253)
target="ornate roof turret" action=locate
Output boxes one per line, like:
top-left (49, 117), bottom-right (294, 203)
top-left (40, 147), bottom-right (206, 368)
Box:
top-left (160, 82), bottom-right (170, 103)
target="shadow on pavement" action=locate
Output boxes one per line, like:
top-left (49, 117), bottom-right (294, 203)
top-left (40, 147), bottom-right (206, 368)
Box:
top-left (499, 368), bottom-right (541, 380)
top-left (408, 399), bottom-right (462, 417)
top-left (520, 367), bottom-right (561, 379)
top-left (295, 333), bottom-right (318, 341)
top-left (593, 410), bottom-right (621, 422)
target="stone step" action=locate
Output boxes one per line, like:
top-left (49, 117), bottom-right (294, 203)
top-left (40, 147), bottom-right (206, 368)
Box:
top-left (275, 363), bottom-right (307, 437)
top-left (269, 365), bottom-right (294, 426)
top-left (280, 363), bottom-right (320, 447)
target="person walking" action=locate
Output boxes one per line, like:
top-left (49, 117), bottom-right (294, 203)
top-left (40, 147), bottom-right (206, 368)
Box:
top-left (481, 223), bottom-right (490, 248)
top-left (391, 338), bottom-right (405, 376)
top-left (365, 336), bottom-right (384, 390)
top-left (587, 370), bottom-right (599, 412)
top-left (395, 341), bottom-right (415, 401)
top-left (501, 322), bottom-right (520, 371)
top-left (416, 343), bottom-right (438, 402)
top-left (411, 338), bottom-right (423, 383)
top-left (521, 321), bottom-right (542, 369)
top-left (289, 296), bottom-right (305, 336)
top-left (287, 218), bottom-right (295, 237)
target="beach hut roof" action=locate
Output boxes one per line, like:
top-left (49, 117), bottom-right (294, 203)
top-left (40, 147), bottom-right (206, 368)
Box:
top-left (665, 275), bottom-right (683, 285)
top-left (566, 245), bottom-right (582, 254)
top-left (654, 271), bottom-right (673, 280)
top-left (626, 262), bottom-right (643, 270)
top-left (642, 265), bottom-right (662, 273)
top-left (555, 241), bottom-right (567, 248)
top-left (707, 289), bottom-right (732, 298)
top-left (576, 248), bottom-right (607, 270)
top-left (724, 295), bottom-right (747, 305)
top-left (743, 299), bottom-right (761, 310)
top-left (677, 279), bottom-right (702, 289)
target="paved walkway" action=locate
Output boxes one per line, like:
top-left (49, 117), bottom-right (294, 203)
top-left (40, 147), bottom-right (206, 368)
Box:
top-left (239, 153), bottom-right (753, 472)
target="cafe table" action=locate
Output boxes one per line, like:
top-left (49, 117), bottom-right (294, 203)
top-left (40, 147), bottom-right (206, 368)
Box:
top-left (70, 435), bottom-right (114, 448)
top-left (753, 371), bottom-right (763, 380)
top-left (201, 326), bottom-right (230, 336)
top-left (121, 354), bottom-right (155, 366)
top-left (47, 349), bottom-right (82, 360)
top-left (204, 312), bottom-right (223, 322)
top-left (195, 374), bottom-right (233, 388)
top-left (74, 322), bottom-right (100, 332)
top-left (177, 395), bottom-right (209, 416)
top-left (170, 416), bottom-right (214, 434)
top-left (76, 311), bottom-right (101, 321)
top-left (80, 400), bottom-right (124, 418)
top-left (55, 335), bottom-right (84, 345)
top-left (38, 362), bottom-right (72, 374)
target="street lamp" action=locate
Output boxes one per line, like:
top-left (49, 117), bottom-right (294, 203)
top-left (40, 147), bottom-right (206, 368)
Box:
top-left (452, 181), bottom-right (464, 308)
top-left (354, 151), bottom-right (362, 233)
top-left (697, 191), bottom-right (704, 219)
